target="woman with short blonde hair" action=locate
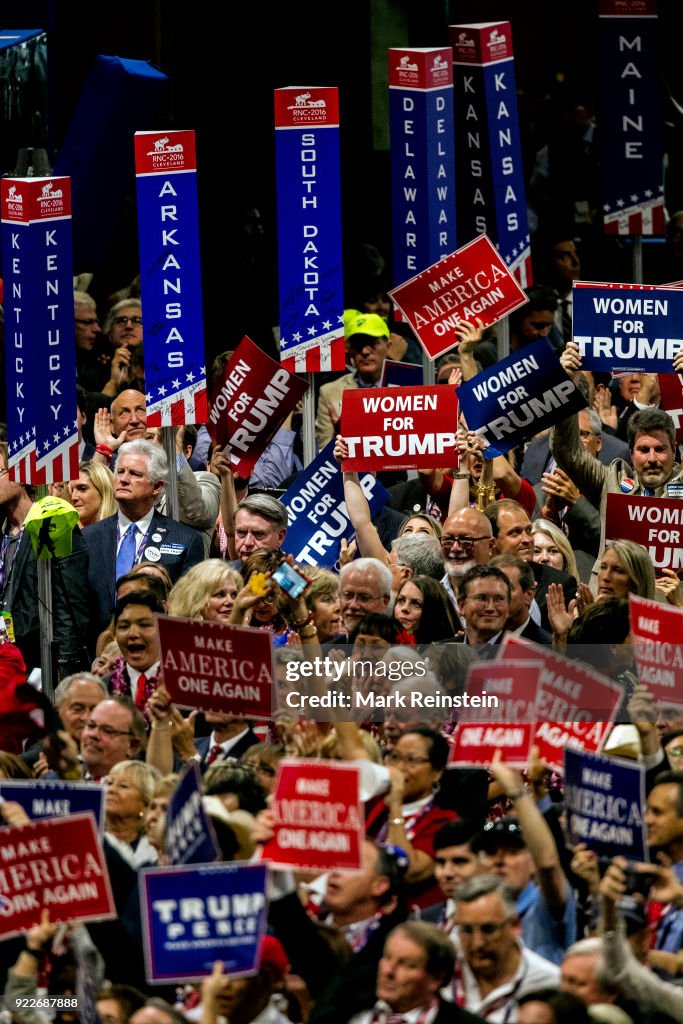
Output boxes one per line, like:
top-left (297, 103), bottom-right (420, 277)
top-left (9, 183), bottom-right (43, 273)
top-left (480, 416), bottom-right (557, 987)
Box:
top-left (167, 559), bottom-right (243, 622)
top-left (105, 759), bottom-right (161, 867)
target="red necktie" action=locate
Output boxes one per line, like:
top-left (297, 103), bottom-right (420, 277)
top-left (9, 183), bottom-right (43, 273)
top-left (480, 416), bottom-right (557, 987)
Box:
top-left (206, 744), bottom-right (223, 766)
top-left (135, 673), bottom-right (148, 709)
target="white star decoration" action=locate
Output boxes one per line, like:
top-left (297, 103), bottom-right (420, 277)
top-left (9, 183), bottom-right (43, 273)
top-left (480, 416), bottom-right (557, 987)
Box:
top-left (605, 188), bottom-right (665, 212)
top-left (158, 385), bottom-right (167, 396)
top-left (186, 371), bottom-right (195, 382)
top-left (172, 379), bottom-right (180, 389)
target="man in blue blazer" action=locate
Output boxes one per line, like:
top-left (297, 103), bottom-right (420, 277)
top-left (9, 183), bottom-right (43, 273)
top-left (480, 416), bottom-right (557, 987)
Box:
top-left (83, 439), bottom-right (204, 642)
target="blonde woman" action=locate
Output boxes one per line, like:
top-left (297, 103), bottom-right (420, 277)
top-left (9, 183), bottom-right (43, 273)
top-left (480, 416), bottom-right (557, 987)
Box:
top-left (167, 559), bottom-right (243, 623)
top-left (69, 461), bottom-right (117, 527)
top-left (104, 759), bottom-right (161, 867)
top-left (531, 519), bottom-right (579, 582)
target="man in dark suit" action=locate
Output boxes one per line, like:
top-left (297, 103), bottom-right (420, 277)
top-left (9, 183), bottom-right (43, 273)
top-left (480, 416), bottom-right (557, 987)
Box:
top-left (334, 920), bottom-right (483, 1024)
top-left (83, 439), bottom-right (203, 641)
top-left (195, 715), bottom-right (261, 770)
top-left (457, 565), bottom-right (511, 655)
top-left (0, 443), bottom-right (90, 675)
top-left (484, 500), bottom-right (576, 633)
top-left (520, 410), bottom-right (631, 484)
top-left (490, 554), bottom-right (553, 645)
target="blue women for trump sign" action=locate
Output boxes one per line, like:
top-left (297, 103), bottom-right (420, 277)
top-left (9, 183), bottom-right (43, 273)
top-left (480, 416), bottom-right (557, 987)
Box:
top-left (140, 862), bottom-right (268, 984)
top-left (456, 338), bottom-right (586, 456)
top-left (282, 442), bottom-right (389, 567)
top-left (573, 282), bottom-right (683, 372)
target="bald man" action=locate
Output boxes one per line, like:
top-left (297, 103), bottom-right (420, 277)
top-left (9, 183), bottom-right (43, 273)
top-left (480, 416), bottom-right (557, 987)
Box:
top-left (93, 389), bottom-right (148, 467)
top-left (440, 507), bottom-right (495, 610)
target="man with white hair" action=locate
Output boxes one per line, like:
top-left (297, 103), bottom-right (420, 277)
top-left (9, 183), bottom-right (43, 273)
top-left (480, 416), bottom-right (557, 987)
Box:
top-left (339, 557), bottom-right (392, 635)
top-left (83, 439), bottom-right (204, 639)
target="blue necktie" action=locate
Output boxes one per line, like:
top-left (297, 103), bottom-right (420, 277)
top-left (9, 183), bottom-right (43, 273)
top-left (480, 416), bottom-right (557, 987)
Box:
top-left (116, 524), bottom-right (138, 580)
top-left (644, 488), bottom-right (654, 497)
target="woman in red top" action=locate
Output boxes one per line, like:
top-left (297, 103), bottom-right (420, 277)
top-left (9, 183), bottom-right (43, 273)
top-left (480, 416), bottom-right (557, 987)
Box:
top-left (368, 726), bottom-right (457, 909)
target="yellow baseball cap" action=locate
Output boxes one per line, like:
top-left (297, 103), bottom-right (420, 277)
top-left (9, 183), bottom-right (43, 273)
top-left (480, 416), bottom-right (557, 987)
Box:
top-left (345, 312), bottom-right (390, 344)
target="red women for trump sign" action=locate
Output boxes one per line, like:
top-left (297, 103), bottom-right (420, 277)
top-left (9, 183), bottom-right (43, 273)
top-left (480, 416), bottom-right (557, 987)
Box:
top-left (340, 384), bottom-right (458, 471)
top-left (261, 759), bottom-right (363, 871)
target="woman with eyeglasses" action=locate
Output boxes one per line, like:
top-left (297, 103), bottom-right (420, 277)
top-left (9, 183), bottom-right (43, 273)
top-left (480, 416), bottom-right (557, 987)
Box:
top-left (367, 726), bottom-right (457, 908)
top-left (104, 759), bottom-right (161, 867)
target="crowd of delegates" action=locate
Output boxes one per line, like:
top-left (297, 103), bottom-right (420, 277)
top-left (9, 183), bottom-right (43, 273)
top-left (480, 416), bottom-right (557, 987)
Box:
top-left (4, 260), bottom-right (683, 1024)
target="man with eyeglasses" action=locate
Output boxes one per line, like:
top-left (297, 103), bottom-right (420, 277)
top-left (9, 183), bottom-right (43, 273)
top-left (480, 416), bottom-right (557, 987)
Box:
top-left (457, 566), bottom-right (511, 652)
top-left (663, 730), bottom-right (683, 771)
top-left (316, 313), bottom-right (390, 447)
top-left (106, 299), bottom-right (144, 349)
top-left (339, 558), bottom-right (392, 635)
top-left (80, 697), bottom-right (145, 782)
top-left (450, 875), bottom-right (559, 1021)
top-left (440, 508), bottom-right (495, 612)
top-left (92, 299), bottom-right (145, 399)
top-left (74, 291), bottom-right (114, 394)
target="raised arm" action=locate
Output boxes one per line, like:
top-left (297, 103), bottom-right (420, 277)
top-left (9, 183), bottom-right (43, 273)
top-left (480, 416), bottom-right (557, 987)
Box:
top-left (334, 436), bottom-right (389, 563)
top-left (549, 342), bottom-right (606, 508)
top-left (490, 750), bottom-right (568, 913)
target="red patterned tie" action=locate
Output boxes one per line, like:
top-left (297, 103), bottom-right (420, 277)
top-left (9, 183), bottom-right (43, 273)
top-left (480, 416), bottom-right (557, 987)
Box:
top-left (206, 744), bottom-right (223, 766)
top-left (135, 673), bottom-right (148, 709)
